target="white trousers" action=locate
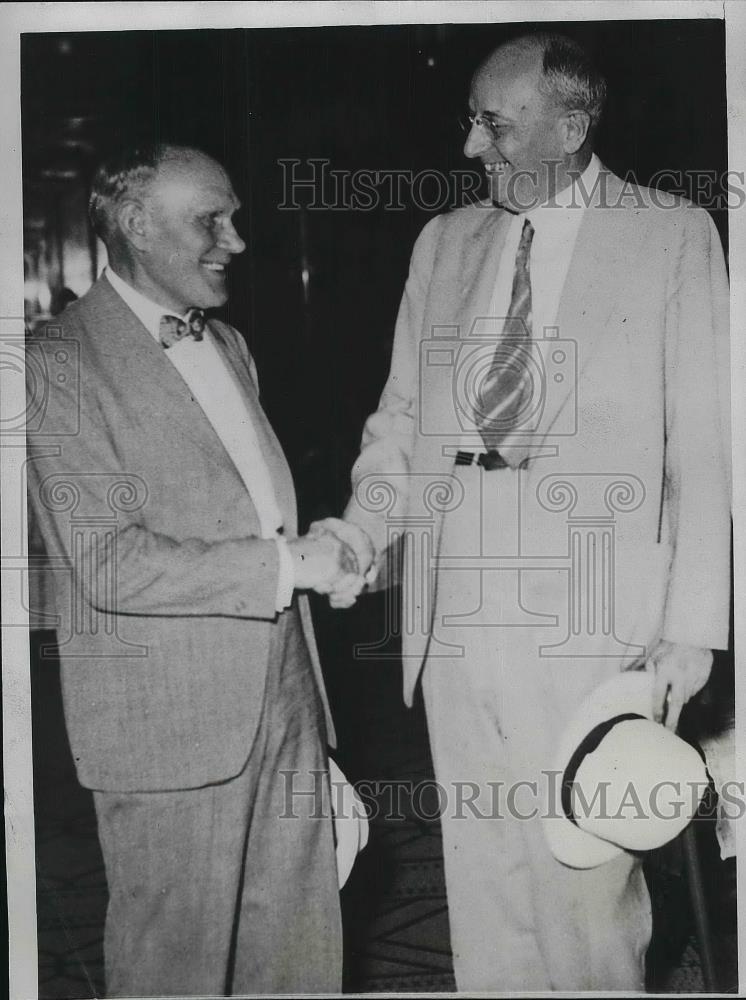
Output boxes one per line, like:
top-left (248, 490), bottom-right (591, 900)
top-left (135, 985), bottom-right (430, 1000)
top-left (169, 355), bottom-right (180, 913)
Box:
top-left (420, 464), bottom-right (651, 991)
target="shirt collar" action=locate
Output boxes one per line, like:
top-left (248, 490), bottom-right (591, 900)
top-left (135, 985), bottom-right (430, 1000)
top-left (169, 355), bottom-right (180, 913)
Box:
top-left (105, 267), bottom-right (192, 341)
top-left (523, 153), bottom-right (601, 228)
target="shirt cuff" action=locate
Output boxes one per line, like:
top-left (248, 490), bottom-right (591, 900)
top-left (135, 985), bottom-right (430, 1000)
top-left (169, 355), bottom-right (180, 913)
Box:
top-left (275, 535), bottom-right (295, 612)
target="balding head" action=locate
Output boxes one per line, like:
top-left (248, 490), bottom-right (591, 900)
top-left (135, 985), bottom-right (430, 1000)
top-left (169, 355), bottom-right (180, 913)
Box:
top-left (89, 144), bottom-right (223, 245)
top-left (90, 141), bottom-right (245, 313)
top-left (474, 34), bottom-right (606, 134)
top-left (464, 33), bottom-right (605, 212)
top-left (475, 34), bottom-right (545, 87)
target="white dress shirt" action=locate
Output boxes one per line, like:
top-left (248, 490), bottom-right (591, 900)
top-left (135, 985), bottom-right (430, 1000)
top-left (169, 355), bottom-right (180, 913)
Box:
top-left (106, 267), bottom-right (294, 611)
top-left (460, 154), bottom-right (600, 448)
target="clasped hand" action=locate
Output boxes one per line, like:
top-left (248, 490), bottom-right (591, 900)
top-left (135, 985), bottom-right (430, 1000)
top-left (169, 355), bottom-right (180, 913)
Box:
top-left (288, 517), bottom-right (376, 608)
top-left (625, 638), bottom-right (713, 731)
top-left (644, 639), bottom-right (713, 731)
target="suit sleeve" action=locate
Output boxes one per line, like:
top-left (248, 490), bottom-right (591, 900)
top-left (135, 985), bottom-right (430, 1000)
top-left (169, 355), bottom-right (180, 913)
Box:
top-left (26, 331), bottom-right (282, 622)
top-left (661, 207), bottom-right (731, 649)
top-left (344, 216), bottom-right (442, 561)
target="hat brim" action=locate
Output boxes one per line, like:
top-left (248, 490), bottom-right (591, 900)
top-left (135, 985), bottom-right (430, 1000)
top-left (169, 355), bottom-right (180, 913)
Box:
top-left (543, 670), bottom-right (654, 870)
top-left (329, 758), bottom-right (369, 888)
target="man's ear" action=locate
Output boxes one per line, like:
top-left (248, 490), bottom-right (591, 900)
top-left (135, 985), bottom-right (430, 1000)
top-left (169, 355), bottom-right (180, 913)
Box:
top-left (116, 199), bottom-right (150, 251)
top-left (560, 110), bottom-right (592, 155)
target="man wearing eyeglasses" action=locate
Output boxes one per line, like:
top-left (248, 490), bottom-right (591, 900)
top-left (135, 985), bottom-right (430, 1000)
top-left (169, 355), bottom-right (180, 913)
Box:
top-left (337, 32), bottom-right (730, 990)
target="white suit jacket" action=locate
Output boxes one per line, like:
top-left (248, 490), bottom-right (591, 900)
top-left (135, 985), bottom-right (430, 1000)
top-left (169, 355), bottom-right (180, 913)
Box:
top-left (345, 167), bottom-right (731, 705)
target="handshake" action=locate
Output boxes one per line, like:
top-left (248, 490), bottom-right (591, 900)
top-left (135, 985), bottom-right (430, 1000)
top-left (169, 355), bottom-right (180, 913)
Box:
top-left (287, 517), bottom-right (377, 608)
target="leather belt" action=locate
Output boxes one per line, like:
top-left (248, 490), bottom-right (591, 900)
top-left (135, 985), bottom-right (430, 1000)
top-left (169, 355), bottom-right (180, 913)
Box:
top-left (454, 449), bottom-right (509, 470)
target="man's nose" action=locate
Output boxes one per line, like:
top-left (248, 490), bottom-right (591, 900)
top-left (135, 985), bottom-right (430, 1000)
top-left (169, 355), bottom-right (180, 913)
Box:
top-left (218, 221), bottom-right (246, 255)
top-left (463, 122), bottom-right (492, 159)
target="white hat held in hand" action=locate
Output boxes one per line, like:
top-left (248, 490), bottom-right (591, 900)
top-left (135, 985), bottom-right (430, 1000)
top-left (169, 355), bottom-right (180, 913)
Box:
top-left (543, 671), bottom-right (709, 869)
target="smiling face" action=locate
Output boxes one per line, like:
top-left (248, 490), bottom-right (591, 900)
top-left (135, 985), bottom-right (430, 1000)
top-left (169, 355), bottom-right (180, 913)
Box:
top-left (465, 43), bottom-right (568, 213)
top-left (133, 151), bottom-right (246, 313)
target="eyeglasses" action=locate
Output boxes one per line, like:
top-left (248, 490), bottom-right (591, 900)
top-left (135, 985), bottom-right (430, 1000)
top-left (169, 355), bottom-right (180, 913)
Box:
top-left (457, 112), bottom-right (505, 141)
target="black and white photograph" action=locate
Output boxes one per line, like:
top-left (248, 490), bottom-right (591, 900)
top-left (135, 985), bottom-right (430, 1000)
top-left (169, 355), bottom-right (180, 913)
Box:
top-left (2, 2), bottom-right (743, 997)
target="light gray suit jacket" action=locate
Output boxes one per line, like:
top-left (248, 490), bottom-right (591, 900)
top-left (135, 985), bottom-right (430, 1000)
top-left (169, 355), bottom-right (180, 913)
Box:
top-left (345, 168), bottom-right (731, 706)
top-left (27, 277), bottom-right (335, 792)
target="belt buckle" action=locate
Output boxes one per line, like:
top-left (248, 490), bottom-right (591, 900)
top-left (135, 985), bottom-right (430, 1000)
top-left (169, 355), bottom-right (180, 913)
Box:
top-left (454, 449), bottom-right (516, 470)
top-left (478, 450), bottom-right (508, 471)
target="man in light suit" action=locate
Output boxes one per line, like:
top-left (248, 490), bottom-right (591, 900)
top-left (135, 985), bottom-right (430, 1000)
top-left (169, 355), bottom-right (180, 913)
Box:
top-left (26, 143), bottom-right (372, 997)
top-left (338, 34), bottom-right (731, 990)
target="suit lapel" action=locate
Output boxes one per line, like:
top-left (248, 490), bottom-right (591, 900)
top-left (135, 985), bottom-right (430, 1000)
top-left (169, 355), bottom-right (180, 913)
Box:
top-left (83, 279), bottom-right (236, 461)
top-left (457, 207), bottom-right (514, 325)
top-left (84, 279), bottom-right (297, 535)
top-left (428, 172), bottom-right (646, 450)
top-left (208, 322), bottom-right (298, 536)
top-left (417, 207), bottom-right (513, 469)
top-left (535, 170), bottom-right (649, 441)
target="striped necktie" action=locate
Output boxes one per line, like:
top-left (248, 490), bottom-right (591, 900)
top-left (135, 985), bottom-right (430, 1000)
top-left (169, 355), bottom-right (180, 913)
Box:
top-left (475, 217), bottom-right (535, 459)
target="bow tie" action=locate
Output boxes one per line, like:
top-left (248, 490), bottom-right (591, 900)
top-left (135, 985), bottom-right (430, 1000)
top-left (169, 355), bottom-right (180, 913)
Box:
top-left (159, 309), bottom-right (206, 348)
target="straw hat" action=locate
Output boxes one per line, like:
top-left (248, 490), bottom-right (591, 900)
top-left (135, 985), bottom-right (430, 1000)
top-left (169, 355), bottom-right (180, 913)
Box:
top-left (543, 671), bottom-right (709, 869)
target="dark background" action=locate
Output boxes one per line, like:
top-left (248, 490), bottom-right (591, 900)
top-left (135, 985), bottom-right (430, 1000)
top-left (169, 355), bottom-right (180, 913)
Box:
top-left (22, 19), bottom-right (728, 527)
